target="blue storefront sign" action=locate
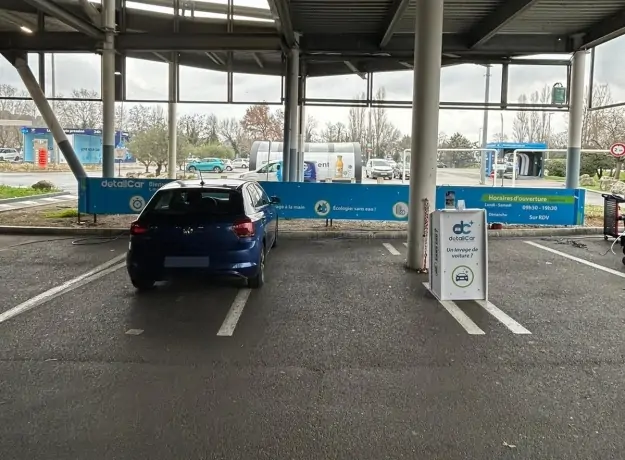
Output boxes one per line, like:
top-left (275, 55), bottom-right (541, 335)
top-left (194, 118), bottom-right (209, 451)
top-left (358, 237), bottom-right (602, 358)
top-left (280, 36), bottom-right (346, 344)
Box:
top-left (78, 178), bottom-right (585, 226)
top-left (436, 186), bottom-right (585, 226)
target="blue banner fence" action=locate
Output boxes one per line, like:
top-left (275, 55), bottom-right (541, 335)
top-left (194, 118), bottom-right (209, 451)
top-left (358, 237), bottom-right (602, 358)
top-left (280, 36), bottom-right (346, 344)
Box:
top-left (78, 178), bottom-right (586, 226)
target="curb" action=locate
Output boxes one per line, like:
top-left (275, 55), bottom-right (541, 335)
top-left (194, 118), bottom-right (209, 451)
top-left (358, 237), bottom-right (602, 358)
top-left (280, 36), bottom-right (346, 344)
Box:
top-left (0, 225), bottom-right (605, 238)
top-left (0, 191), bottom-right (71, 205)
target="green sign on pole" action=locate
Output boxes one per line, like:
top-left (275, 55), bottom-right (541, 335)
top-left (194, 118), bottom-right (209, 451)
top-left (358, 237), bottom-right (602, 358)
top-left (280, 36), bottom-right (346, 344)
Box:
top-left (552, 83), bottom-right (567, 105)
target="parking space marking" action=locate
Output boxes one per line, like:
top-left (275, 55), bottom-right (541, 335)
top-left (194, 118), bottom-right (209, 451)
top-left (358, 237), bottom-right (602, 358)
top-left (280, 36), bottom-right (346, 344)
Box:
top-left (423, 283), bottom-right (485, 335)
top-left (125, 329), bottom-right (144, 335)
top-left (475, 299), bottom-right (531, 335)
top-left (383, 243), bottom-right (401, 255)
top-left (525, 241), bottom-right (625, 279)
top-left (403, 242), bottom-right (408, 247)
top-left (19, 201), bottom-right (37, 205)
top-left (217, 288), bottom-right (252, 336)
top-left (40, 197), bottom-right (61, 202)
top-left (0, 254), bottom-right (126, 324)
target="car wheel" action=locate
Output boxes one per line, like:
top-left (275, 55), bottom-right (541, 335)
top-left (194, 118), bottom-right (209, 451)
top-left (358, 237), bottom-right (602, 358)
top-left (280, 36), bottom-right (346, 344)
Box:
top-left (131, 275), bottom-right (156, 291)
top-left (226, 166), bottom-right (233, 171)
top-left (14, 156), bottom-right (20, 162)
top-left (248, 244), bottom-right (265, 289)
top-left (272, 220), bottom-right (278, 248)
top-left (213, 167), bottom-right (222, 173)
top-left (188, 166), bottom-right (197, 172)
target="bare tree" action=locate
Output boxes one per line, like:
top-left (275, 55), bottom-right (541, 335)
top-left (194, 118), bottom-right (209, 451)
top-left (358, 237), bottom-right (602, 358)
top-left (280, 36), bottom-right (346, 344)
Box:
top-left (56, 89), bottom-right (103, 129)
top-left (305, 115), bottom-right (318, 142)
top-left (512, 86), bottom-right (553, 143)
top-left (347, 93), bottom-right (368, 147)
top-left (0, 84), bottom-right (41, 149)
top-left (219, 117), bottom-right (250, 157)
top-left (320, 122), bottom-right (350, 142)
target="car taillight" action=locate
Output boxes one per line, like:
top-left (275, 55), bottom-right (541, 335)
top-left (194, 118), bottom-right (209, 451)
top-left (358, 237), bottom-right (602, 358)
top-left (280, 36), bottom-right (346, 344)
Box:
top-left (130, 221), bottom-right (148, 235)
top-left (232, 217), bottom-right (255, 238)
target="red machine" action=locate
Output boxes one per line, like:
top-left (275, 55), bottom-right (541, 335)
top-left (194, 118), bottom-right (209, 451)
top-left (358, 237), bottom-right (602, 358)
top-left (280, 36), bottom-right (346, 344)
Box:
top-left (37, 148), bottom-right (48, 168)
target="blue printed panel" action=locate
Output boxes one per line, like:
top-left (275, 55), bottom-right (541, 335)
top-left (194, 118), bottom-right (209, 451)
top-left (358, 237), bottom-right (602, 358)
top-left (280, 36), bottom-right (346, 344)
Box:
top-left (436, 186), bottom-right (585, 226)
top-left (259, 182), bottom-right (410, 221)
top-left (78, 178), bottom-right (585, 226)
top-left (79, 178), bottom-right (173, 214)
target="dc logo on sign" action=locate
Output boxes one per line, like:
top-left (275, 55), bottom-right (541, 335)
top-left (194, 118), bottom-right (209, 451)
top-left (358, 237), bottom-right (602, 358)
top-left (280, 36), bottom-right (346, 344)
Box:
top-left (314, 200), bottom-right (331, 217)
top-left (129, 195), bottom-right (146, 212)
top-left (452, 220), bottom-right (472, 235)
top-left (392, 202), bottom-right (409, 219)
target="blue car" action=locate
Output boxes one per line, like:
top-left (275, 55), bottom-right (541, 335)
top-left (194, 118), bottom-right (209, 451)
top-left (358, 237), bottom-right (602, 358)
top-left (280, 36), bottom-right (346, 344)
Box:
top-left (126, 178), bottom-right (280, 290)
top-left (186, 157), bottom-right (225, 173)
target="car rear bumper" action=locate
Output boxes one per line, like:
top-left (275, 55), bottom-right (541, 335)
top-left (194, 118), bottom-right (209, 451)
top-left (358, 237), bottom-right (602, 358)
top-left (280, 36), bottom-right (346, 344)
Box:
top-left (126, 248), bottom-right (261, 280)
top-left (371, 172), bottom-right (392, 178)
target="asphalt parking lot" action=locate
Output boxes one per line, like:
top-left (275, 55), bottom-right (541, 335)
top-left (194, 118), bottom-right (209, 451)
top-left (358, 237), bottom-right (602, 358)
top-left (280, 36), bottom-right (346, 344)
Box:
top-left (1, 233), bottom-right (625, 459)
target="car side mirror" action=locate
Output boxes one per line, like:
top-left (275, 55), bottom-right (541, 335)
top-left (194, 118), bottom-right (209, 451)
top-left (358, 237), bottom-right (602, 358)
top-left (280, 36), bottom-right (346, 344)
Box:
top-left (270, 196), bottom-right (281, 204)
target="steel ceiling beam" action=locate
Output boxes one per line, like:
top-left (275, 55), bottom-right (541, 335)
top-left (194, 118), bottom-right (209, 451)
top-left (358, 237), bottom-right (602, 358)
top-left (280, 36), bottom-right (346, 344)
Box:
top-left (265, 0), bottom-right (296, 47)
top-left (379, 0), bottom-right (410, 47)
top-left (116, 33), bottom-right (283, 52)
top-left (22, 0), bottom-right (104, 38)
top-left (577, 6), bottom-right (625, 49)
top-left (465, 0), bottom-right (539, 49)
top-left (0, 31), bottom-right (570, 55)
top-left (301, 33), bottom-right (570, 55)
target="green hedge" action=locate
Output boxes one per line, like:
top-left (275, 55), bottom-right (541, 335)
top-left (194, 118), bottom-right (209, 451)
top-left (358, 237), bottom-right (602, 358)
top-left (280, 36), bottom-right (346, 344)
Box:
top-left (545, 159), bottom-right (566, 177)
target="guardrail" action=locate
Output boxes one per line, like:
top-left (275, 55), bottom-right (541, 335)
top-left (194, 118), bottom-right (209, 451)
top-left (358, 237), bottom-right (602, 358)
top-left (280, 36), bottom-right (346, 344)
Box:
top-left (78, 178), bottom-right (586, 226)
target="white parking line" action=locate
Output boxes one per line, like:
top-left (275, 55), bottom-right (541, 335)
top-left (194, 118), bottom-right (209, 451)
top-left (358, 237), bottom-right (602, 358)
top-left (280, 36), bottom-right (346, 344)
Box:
top-left (19, 201), bottom-right (37, 205)
top-left (525, 240), bottom-right (625, 279)
top-left (383, 243), bottom-right (400, 255)
top-left (403, 242), bottom-right (408, 247)
top-left (0, 254), bottom-right (126, 324)
top-left (423, 282), bottom-right (485, 335)
top-left (475, 299), bottom-right (531, 334)
top-left (217, 288), bottom-right (252, 336)
top-left (40, 197), bottom-right (61, 202)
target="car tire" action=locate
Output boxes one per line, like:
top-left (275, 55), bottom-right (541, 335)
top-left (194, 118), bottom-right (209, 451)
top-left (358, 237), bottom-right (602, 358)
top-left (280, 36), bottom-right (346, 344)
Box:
top-left (248, 244), bottom-right (265, 289)
top-left (213, 167), bottom-right (223, 173)
top-left (131, 276), bottom-right (156, 291)
top-left (188, 166), bottom-right (197, 172)
top-left (226, 166), bottom-right (233, 171)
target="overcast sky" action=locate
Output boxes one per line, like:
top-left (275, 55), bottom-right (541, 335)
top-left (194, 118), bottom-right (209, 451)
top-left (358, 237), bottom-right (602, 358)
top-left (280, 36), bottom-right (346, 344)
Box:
top-left (1, 6), bottom-right (624, 143)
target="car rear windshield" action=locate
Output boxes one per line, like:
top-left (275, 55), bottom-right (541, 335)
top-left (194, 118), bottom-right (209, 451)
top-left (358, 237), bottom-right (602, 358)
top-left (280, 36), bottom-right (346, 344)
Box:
top-left (143, 188), bottom-right (244, 219)
top-left (372, 160), bottom-right (389, 166)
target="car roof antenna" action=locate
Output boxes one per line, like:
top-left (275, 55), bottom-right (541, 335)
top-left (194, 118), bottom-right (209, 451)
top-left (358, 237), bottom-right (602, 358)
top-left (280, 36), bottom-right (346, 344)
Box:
top-left (197, 169), bottom-right (205, 187)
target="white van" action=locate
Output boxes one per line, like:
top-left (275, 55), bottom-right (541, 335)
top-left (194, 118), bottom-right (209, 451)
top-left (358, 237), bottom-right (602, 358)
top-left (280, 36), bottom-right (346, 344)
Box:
top-left (248, 141), bottom-right (363, 182)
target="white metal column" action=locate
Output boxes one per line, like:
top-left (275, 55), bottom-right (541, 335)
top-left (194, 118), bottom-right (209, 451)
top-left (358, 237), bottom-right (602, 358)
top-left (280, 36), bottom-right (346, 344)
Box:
top-left (168, 53), bottom-right (179, 179)
top-left (565, 51), bottom-right (586, 189)
top-left (102, 0), bottom-right (116, 178)
top-left (480, 64), bottom-right (491, 185)
top-left (288, 48), bottom-right (299, 182)
top-left (406, 0), bottom-right (444, 271)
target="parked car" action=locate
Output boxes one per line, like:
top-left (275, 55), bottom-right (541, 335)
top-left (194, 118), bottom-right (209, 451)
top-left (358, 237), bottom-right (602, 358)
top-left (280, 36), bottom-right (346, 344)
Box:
top-left (437, 162), bottom-right (447, 168)
top-left (126, 179), bottom-right (280, 290)
top-left (232, 158), bottom-right (249, 169)
top-left (365, 159), bottom-right (393, 179)
top-left (186, 157), bottom-right (225, 173)
top-left (222, 159), bottom-right (234, 171)
top-left (393, 163), bottom-right (410, 179)
top-left (0, 148), bottom-right (21, 162)
top-left (238, 161), bottom-right (282, 182)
